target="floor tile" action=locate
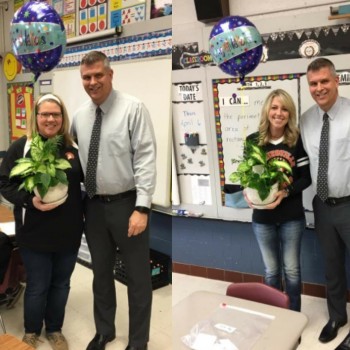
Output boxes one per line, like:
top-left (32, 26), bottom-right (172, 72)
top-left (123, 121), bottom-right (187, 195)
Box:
top-left (1, 263), bottom-right (171, 350)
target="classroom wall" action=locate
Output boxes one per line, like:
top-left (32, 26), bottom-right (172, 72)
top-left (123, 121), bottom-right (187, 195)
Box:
top-left (172, 217), bottom-right (330, 285)
top-left (0, 3), bottom-right (172, 255)
top-left (0, 2), bottom-right (15, 153)
top-left (172, 0), bottom-right (350, 291)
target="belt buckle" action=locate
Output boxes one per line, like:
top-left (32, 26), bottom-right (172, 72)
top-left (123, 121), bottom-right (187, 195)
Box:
top-left (328, 198), bottom-right (337, 205)
top-left (97, 195), bottom-right (112, 202)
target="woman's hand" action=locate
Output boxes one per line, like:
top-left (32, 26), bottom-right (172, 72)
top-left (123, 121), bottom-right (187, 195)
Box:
top-left (32, 196), bottom-right (60, 211)
top-left (255, 190), bottom-right (286, 210)
top-left (244, 189), bottom-right (288, 210)
top-left (243, 189), bottom-right (255, 209)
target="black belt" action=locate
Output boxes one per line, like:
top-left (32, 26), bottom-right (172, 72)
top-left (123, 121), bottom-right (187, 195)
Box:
top-left (325, 195), bottom-right (350, 206)
top-left (93, 190), bottom-right (136, 202)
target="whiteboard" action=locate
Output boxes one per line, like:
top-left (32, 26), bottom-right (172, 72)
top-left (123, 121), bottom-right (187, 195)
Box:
top-left (52, 57), bottom-right (172, 207)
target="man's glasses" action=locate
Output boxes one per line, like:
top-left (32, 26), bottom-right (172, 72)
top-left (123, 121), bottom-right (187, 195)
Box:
top-left (37, 112), bottom-right (62, 119)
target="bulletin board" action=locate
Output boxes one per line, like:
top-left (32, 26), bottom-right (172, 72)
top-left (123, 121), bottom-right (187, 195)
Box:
top-left (213, 75), bottom-right (300, 206)
top-left (7, 82), bottom-right (34, 141)
top-left (52, 56), bottom-right (172, 207)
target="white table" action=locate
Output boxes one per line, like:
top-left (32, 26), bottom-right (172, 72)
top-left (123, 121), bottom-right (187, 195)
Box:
top-left (173, 290), bottom-right (308, 350)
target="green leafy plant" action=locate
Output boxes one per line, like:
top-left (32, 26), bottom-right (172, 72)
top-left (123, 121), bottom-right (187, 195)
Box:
top-left (229, 140), bottom-right (292, 201)
top-left (9, 134), bottom-right (71, 198)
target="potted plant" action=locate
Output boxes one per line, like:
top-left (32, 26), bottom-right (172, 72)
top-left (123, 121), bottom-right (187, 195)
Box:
top-left (229, 140), bottom-right (292, 206)
top-left (9, 133), bottom-right (71, 204)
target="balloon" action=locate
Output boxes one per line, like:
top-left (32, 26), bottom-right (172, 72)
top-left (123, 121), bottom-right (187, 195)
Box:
top-left (209, 16), bottom-right (263, 84)
top-left (10, 1), bottom-right (66, 81)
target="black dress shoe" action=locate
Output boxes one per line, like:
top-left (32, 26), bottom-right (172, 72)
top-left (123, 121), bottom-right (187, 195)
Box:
top-left (319, 319), bottom-right (347, 343)
top-left (336, 332), bottom-right (350, 350)
top-left (125, 345), bottom-right (147, 350)
top-left (86, 334), bottom-right (116, 350)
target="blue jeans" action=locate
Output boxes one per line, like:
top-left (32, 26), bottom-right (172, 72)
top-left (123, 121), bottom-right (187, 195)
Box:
top-left (252, 219), bottom-right (305, 311)
top-left (20, 247), bottom-right (78, 334)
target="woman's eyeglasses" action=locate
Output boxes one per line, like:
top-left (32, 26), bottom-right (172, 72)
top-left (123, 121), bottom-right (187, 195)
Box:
top-left (37, 112), bottom-right (62, 119)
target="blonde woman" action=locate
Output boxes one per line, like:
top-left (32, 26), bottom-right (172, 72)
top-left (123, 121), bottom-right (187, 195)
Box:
top-left (244, 89), bottom-right (311, 311)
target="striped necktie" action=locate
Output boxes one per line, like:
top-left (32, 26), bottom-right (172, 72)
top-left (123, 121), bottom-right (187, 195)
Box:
top-left (317, 113), bottom-right (329, 202)
top-left (85, 107), bottom-right (102, 198)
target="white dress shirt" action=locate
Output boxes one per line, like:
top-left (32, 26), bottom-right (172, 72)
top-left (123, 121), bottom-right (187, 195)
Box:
top-left (300, 96), bottom-right (350, 198)
top-left (72, 89), bottom-right (157, 208)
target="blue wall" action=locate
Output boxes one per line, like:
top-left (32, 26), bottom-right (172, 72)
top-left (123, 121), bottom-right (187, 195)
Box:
top-left (172, 216), bottom-right (350, 285)
top-left (150, 211), bottom-right (172, 258)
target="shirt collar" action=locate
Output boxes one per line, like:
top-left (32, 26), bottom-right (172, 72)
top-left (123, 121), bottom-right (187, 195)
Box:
top-left (94, 89), bottom-right (116, 115)
top-left (317, 95), bottom-right (341, 121)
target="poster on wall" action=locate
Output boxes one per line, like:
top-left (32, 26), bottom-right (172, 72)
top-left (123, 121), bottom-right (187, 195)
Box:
top-left (172, 81), bottom-right (212, 205)
top-left (262, 24), bottom-right (350, 62)
top-left (172, 43), bottom-right (215, 71)
top-left (7, 83), bottom-right (34, 141)
top-left (62, 13), bottom-right (76, 38)
top-left (109, 0), bottom-right (146, 28)
top-left (14, 0), bottom-right (24, 12)
top-left (51, 0), bottom-right (64, 15)
top-left (151, 0), bottom-right (172, 18)
top-left (79, 0), bottom-right (108, 35)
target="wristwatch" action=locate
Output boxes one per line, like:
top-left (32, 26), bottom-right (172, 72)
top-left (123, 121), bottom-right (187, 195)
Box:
top-left (135, 206), bottom-right (151, 214)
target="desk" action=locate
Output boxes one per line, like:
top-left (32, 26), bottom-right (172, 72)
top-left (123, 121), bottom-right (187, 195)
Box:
top-left (0, 204), bottom-right (14, 223)
top-left (173, 291), bottom-right (308, 350)
top-left (0, 334), bottom-right (34, 350)
top-left (0, 204), bottom-right (15, 237)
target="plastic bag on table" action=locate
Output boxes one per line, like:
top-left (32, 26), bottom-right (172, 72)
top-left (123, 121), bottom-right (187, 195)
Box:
top-left (181, 302), bottom-right (273, 350)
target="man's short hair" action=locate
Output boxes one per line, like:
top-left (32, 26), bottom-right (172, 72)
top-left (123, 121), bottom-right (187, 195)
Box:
top-left (81, 51), bottom-right (110, 69)
top-left (307, 57), bottom-right (337, 76)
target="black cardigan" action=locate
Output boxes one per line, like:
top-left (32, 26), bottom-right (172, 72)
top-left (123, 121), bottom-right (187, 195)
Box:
top-left (0, 136), bottom-right (84, 252)
top-left (247, 132), bottom-right (311, 224)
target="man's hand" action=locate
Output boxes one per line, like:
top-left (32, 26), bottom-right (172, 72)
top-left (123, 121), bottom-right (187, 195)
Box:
top-left (128, 210), bottom-right (148, 237)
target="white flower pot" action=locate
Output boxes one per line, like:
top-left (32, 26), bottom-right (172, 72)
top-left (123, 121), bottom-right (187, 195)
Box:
top-left (245, 183), bottom-right (279, 207)
top-left (34, 183), bottom-right (68, 205)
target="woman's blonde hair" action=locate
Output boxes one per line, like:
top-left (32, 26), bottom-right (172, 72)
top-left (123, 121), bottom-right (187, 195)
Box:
top-left (28, 93), bottom-right (74, 146)
top-left (258, 89), bottom-right (299, 148)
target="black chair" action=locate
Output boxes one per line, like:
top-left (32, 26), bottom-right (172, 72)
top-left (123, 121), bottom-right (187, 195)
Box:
top-left (0, 247), bottom-right (25, 333)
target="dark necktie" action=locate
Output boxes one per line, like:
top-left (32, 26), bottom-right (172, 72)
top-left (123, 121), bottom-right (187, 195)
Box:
top-left (317, 113), bottom-right (329, 202)
top-left (85, 107), bottom-right (102, 198)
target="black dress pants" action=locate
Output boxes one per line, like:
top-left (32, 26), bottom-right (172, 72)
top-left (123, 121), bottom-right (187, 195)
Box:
top-left (313, 195), bottom-right (350, 323)
top-left (84, 193), bottom-right (152, 347)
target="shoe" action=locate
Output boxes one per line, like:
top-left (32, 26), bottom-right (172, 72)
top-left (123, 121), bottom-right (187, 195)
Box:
top-left (86, 334), bottom-right (116, 350)
top-left (46, 332), bottom-right (68, 350)
top-left (6, 283), bottom-right (25, 309)
top-left (125, 345), bottom-right (148, 350)
top-left (22, 333), bottom-right (40, 349)
top-left (319, 319), bottom-right (347, 343)
top-left (336, 332), bottom-right (350, 349)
